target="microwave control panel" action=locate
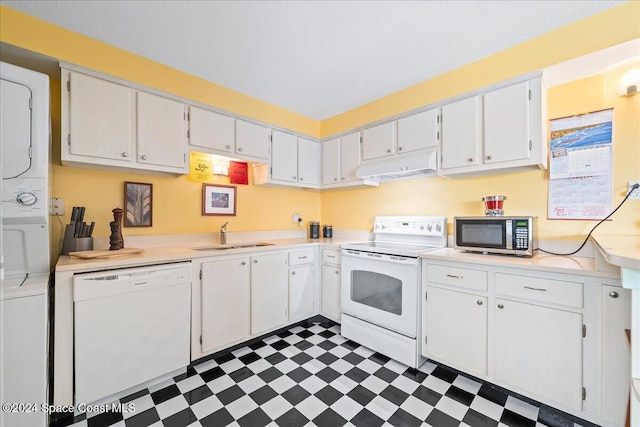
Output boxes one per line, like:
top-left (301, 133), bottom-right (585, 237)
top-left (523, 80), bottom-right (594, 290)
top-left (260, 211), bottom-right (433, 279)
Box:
top-left (513, 220), bottom-right (530, 249)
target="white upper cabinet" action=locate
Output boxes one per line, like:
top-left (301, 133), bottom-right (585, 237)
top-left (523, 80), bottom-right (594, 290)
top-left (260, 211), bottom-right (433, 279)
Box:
top-left (397, 108), bottom-right (439, 154)
top-left (66, 71), bottom-right (134, 163)
top-left (136, 91), bottom-right (187, 170)
top-left (440, 76), bottom-right (546, 177)
top-left (270, 130), bottom-right (299, 183)
top-left (297, 137), bottom-right (321, 186)
top-left (483, 80), bottom-right (531, 164)
top-left (254, 132), bottom-right (320, 189)
top-left (188, 106), bottom-right (235, 154)
top-left (340, 131), bottom-right (362, 183)
top-left (362, 122), bottom-right (396, 161)
top-left (63, 69), bottom-right (187, 174)
top-left (321, 131), bottom-right (377, 189)
top-left (322, 137), bottom-right (341, 185)
top-left (440, 95), bottom-right (482, 169)
top-left (235, 119), bottom-right (271, 160)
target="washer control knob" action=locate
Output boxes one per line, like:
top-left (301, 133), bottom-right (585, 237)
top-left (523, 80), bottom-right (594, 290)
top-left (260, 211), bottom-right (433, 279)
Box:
top-left (16, 192), bottom-right (37, 206)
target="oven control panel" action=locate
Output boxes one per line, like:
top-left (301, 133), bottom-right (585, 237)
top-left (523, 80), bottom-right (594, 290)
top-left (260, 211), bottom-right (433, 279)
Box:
top-left (373, 216), bottom-right (446, 236)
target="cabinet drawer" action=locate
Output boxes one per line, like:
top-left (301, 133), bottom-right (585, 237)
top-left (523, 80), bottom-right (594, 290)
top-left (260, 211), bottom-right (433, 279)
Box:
top-left (289, 250), bottom-right (314, 266)
top-left (495, 273), bottom-right (583, 308)
top-left (322, 249), bottom-right (341, 265)
top-left (426, 264), bottom-right (487, 292)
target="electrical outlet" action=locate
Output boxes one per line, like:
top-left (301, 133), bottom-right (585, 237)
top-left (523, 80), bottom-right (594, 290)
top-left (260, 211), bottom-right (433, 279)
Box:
top-left (292, 213), bottom-right (300, 224)
top-left (50, 197), bottom-right (65, 215)
top-left (628, 181), bottom-right (640, 199)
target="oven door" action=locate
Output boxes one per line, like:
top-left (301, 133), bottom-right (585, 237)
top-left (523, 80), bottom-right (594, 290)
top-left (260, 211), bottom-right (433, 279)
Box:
top-left (341, 250), bottom-right (419, 337)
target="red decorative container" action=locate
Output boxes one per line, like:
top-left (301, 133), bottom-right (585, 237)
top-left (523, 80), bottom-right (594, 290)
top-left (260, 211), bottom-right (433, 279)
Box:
top-left (482, 195), bottom-right (506, 216)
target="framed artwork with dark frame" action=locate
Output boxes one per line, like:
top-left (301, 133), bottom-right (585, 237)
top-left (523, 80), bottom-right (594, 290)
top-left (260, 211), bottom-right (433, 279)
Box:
top-left (202, 183), bottom-right (237, 216)
top-left (124, 182), bottom-right (153, 227)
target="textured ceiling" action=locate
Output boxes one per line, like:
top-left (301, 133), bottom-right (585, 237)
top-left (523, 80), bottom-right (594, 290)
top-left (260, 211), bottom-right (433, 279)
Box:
top-left (1, 1), bottom-right (624, 120)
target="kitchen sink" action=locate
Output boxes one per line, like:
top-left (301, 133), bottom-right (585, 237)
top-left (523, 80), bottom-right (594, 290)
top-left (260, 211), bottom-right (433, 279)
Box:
top-left (192, 242), bottom-right (274, 251)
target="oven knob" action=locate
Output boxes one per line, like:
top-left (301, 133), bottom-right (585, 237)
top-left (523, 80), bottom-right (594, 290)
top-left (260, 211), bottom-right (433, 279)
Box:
top-left (380, 222), bottom-right (387, 229)
top-left (16, 192), bottom-right (38, 206)
top-left (419, 224), bottom-right (425, 230)
top-left (436, 223), bottom-right (442, 232)
top-left (426, 224), bottom-right (432, 231)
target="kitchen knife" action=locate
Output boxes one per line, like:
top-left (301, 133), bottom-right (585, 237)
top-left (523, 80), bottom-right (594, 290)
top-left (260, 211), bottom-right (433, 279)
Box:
top-left (70, 206), bottom-right (78, 225)
top-left (74, 221), bottom-right (82, 238)
top-left (88, 222), bottom-right (95, 238)
top-left (78, 207), bottom-right (86, 224)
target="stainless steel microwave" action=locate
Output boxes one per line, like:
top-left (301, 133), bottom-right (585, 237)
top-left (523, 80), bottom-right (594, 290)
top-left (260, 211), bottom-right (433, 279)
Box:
top-left (454, 216), bottom-right (537, 257)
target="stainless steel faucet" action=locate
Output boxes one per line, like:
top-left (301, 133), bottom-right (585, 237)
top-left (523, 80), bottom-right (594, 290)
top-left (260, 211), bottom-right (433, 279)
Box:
top-left (220, 222), bottom-right (229, 244)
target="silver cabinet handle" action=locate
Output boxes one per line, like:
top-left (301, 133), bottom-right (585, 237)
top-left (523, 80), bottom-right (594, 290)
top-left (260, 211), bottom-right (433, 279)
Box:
top-left (335, 270), bottom-right (340, 274)
top-left (241, 261), bottom-right (246, 265)
top-left (140, 154), bottom-right (148, 160)
top-left (121, 152), bottom-right (129, 158)
top-left (467, 157), bottom-right (474, 162)
top-left (497, 303), bottom-right (504, 309)
top-left (293, 176), bottom-right (297, 180)
top-left (238, 147), bottom-right (243, 152)
top-left (299, 177), bottom-right (304, 181)
top-left (341, 177), bottom-right (345, 181)
top-left (327, 255), bottom-right (336, 258)
top-left (524, 286), bottom-right (547, 292)
top-left (446, 274), bottom-right (463, 279)
top-left (333, 177), bottom-right (338, 181)
top-left (226, 144), bottom-right (231, 150)
top-left (486, 155), bottom-right (492, 160)
top-left (386, 148), bottom-right (391, 153)
top-left (398, 146), bottom-right (402, 151)
top-left (609, 291), bottom-right (619, 298)
top-left (253, 259), bottom-right (258, 263)
top-left (298, 256), bottom-right (308, 259)
top-left (477, 300), bottom-right (483, 305)
top-left (291, 271), bottom-right (296, 275)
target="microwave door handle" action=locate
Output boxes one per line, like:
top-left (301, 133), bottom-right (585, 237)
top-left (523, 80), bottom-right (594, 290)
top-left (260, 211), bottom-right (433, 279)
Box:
top-left (505, 220), bottom-right (513, 250)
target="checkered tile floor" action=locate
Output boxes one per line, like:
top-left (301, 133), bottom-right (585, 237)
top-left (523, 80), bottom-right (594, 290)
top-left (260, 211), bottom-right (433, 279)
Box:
top-left (54, 319), bottom-right (595, 427)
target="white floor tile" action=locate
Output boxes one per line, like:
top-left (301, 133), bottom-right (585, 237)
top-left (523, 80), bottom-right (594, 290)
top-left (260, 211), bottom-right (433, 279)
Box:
top-left (329, 358), bottom-right (355, 374)
top-left (207, 374), bottom-right (235, 393)
top-left (453, 374), bottom-right (482, 395)
top-left (123, 394), bottom-right (154, 419)
top-left (390, 374), bottom-right (420, 394)
top-left (366, 395), bottom-right (398, 420)
top-left (417, 360), bottom-right (437, 374)
top-left (400, 395), bottom-right (433, 420)
top-left (295, 395), bottom-right (327, 419)
top-left (299, 375), bottom-right (326, 394)
top-left (435, 395), bottom-right (468, 421)
top-left (260, 395), bottom-right (293, 419)
top-left (237, 374), bottom-right (267, 394)
top-left (247, 358), bottom-right (271, 374)
top-left (354, 346), bottom-right (375, 358)
top-left (360, 374), bottom-right (388, 394)
top-left (190, 395), bottom-right (223, 420)
top-left (331, 395), bottom-right (363, 421)
top-left (329, 345), bottom-right (350, 358)
top-left (219, 358), bottom-right (244, 373)
top-left (305, 345), bottom-right (326, 358)
top-left (176, 374), bottom-right (206, 394)
top-left (330, 376), bottom-right (358, 394)
top-left (273, 358), bottom-right (298, 374)
top-left (147, 378), bottom-right (175, 393)
top-left (423, 374), bottom-right (451, 394)
top-left (470, 395), bottom-right (504, 421)
top-left (301, 358), bottom-right (324, 374)
top-left (193, 359), bottom-right (218, 373)
top-left (225, 395), bottom-right (258, 419)
top-left (268, 374), bottom-right (297, 394)
top-left (254, 345), bottom-right (277, 358)
top-left (155, 395), bottom-right (188, 419)
top-left (505, 395), bottom-right (539, 420)
top-left (384, 359), bottom-right (409, 374)
top-left (231, 346), bottom-right (252, 358)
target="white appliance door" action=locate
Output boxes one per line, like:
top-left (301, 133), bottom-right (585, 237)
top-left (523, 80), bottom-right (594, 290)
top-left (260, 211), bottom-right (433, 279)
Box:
top-left (341, 253), bottom-right (418, 337)
top-left (74, 272), bottom-right (190, 404)
top-left (0, 78), bottom-right (32, 179)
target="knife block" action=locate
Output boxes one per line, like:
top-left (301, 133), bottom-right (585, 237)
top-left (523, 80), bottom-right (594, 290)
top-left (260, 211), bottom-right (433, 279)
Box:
top-left (61, 224), bottom-right (93, 255)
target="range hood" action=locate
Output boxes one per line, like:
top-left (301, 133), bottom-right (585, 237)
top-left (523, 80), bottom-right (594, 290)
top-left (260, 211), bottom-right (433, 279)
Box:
top-left (355, 149), bottom-right (438, 182)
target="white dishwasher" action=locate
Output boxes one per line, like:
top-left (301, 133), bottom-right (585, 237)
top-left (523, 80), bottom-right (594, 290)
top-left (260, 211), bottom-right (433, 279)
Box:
top-left (73, 262), bottom-right (191, 405)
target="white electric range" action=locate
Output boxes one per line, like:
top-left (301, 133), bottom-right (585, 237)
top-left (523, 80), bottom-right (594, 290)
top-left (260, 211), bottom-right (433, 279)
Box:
top-left (340, 216), bottom-right (447, 368)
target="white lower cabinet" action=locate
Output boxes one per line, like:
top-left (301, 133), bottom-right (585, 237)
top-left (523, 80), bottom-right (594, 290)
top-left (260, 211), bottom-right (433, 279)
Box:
top-left (424, 286), bottom-right (487, 377)
top-left (422, 258), bottom-right (629, 426)
top-left (251, 252), bottom-right (289, 335)
top-left (289, 265), bottom-right (315, 322)
top-left (493, 298), bottom-right (583, 411)
top-left (321, 248), bottom-right (342, 322)
top-left (200, 257), bottom-right (250, 354)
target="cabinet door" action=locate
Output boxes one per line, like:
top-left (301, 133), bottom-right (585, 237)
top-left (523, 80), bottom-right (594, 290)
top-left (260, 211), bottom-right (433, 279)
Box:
top-left (494, 298), bottom-right (583, 410)
top-left (250, 253), bottom-right (288, 335)
top-left (188, 106), bottom-right (234, 154)
top-left (321, 265), bottom-right (341, 322)
top-left (298, 138), bottom-right (321, 186)
top-left (236, 120), bottom-right (270, 160)
top-left (483, 80), bottom-right (530, 164)
top-left (424, 286), bottom-right (487, 376)
top-left (362, 122), bottom-right (396, 161)
top-left (601, 286), bottom-right (631, 425)
top-left (440, 96), bottom-right (481, 169)
top-left (341, 132), bottom-right (361, 183)
top-left (68, 72), bottom-right (133, 161)
top-left (397, 109), bottom-right (439, 154)
top-left (201, 258), bottom-right (250, 353)
top-left (322, 137), bottom-right (340, 185)
top-left (289, 265), bottom-right (315, 322)
top-left (271, 130), bottom-right (298, 183)
top-left (136, 91), bottom-right (186, 169)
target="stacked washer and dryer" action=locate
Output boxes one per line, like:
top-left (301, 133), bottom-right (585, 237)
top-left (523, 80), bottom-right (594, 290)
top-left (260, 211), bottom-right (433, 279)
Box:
top-left (0, 61), bottom-right (50, 427)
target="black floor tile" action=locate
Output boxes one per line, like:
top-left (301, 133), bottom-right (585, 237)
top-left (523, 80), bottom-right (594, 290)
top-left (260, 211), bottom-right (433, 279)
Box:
top-left (317, 352), bottom-right (339, 365)
top-left (214, 352), bottom-right (235, 365)
top-left (402, 367), bottom-right (428, 383)
top-left (265, 352), bottom-right (287, 365)
top-left (162, 408), bottom-right (197, 427)
top-left (239, 351), bottom-right (261, 365)
top-left (229, 366), bottom-right (254, 383)
top-left (120, 388), bottom-right (149, 403)
top-left (200, 366), bottom-right (225, 383)
top-left (315, 385), bottom-right (343, 406)
top-left (388, 408), bottom-right (423, 427)
top-left (413, 385), bottom-right (442, 406)
top-left (425, 408), bottom-right (460, 427)
top-left (345, 366), bottom-right (369, 383)
top-left (150, 384), bottom-right (180, 405)
top-left (271, 339), bottom-right (289, 350)
top-left (380, 384), bottom-right (410, 405)
top-left (313, 408), bottom-right (348, 427)
top-left (281, 384), bottom-right (311, 405)
top-left (318, 339), bottom-right (338, 350)
top-left (296, 329), bottom-right (314, 339)
top-left (347, 384), bottom-right (377, 406)
top-left (343, 351), bottom-right (365, 365)
top-left (287, 366), bottom-right (312, 382)
top-left (238, 407), bottom-right (272, 427)
top-left (199, 408), bottom-right (234, 427)
top-left (87, 411), bottom-right (123, 427)
top-left (294, 339), bottom-right (313, 351)
top-left (216, 384), bottom-right (245, 405)
top-left (500, 409), bottom-right (537, 427)
top-left (445, 385), bottom-right (475, 406)
top-left (182, 384), bottom-right (213, 405)
top-left (342, 339), bottom-right (360, 350)
top-left (430, 365), bottom-right (458, 383)
top-left (462, 408), bottom-right (500, 427)
top-left (249, 384), bottom-right (278, 405)
top-left (275, 408), bottom-right (310, 427)
top-left (124, 408), bottom-right (160, 427)
top-left (369, 352), bottom-right (391, 365)
top-left (291, 352), bottom-right (313, 365)
top-left (351, 408), bottom-right (385, 427)
top-left (316, 366), bottom-right (341, 383)
top-left (477, 383), bottom-right (509, 406)
top-left (374, 366), bottom-right (399, 382)
top-left (258, 366), bottom-right (284, 382)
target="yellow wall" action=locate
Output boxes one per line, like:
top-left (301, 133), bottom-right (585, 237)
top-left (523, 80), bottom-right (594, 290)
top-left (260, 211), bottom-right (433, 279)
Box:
top-left (0, 3), bottom-right (639, 263)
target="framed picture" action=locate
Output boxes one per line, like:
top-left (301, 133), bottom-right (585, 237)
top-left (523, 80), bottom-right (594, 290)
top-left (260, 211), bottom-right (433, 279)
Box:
top-left (124, 182), bottom-right (153, 227)
top-left (202, 183), bottom-right (237, 216)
